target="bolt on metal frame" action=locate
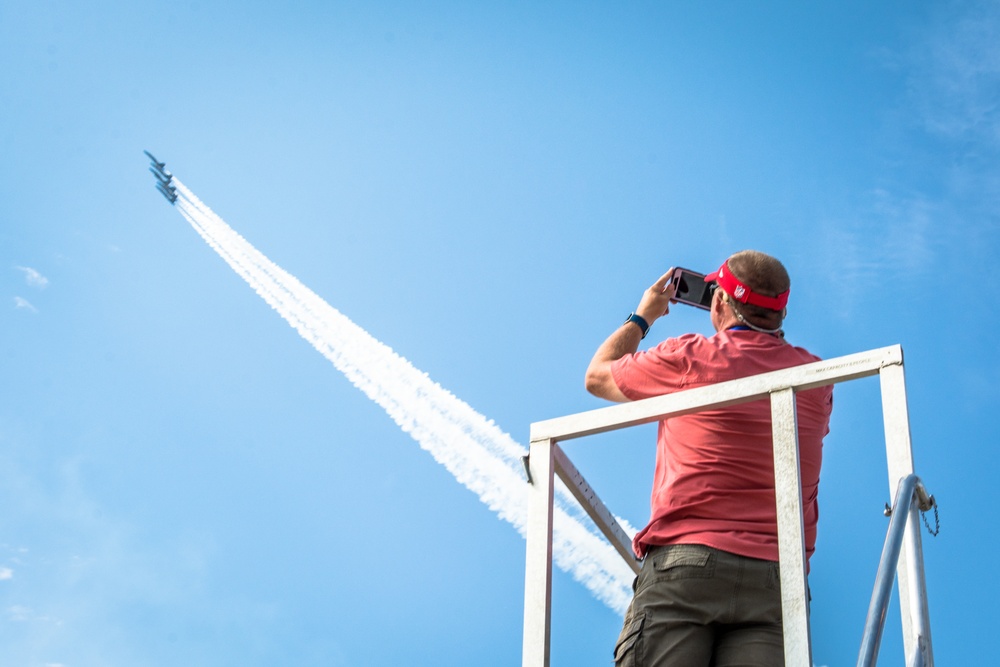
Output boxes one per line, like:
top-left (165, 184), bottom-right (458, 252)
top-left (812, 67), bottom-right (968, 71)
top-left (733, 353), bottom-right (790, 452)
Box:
top-left (521, 344), bottom-right (933, 667)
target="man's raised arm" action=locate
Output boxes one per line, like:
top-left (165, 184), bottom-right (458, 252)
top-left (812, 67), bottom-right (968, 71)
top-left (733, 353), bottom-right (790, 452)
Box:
top-left (585, 269), bottom-right (676, 402)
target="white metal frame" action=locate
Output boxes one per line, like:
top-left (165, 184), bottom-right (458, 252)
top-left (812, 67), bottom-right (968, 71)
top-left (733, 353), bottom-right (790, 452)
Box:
top-left (521, 344), bottom-right (933, 667)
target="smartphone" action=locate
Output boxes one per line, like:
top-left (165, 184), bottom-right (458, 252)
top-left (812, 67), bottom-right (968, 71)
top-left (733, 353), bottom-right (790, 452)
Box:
top-left (670, 267), bottom-right (716, 310)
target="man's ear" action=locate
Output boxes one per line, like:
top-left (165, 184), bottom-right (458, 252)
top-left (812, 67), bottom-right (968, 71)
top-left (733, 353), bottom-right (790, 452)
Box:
top-left (711, 289), bottom-right (728, 318)
top-left (715, 291), bottom-right (729, 311)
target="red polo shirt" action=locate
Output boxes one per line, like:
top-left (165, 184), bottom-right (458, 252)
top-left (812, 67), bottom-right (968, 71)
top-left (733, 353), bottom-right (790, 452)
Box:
top-left (611, 329), bottom-right (833, 562)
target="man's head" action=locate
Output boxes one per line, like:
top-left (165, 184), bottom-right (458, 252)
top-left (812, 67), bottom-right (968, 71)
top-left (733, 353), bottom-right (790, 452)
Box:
top-left (706, 250), bottom-right (790, 333)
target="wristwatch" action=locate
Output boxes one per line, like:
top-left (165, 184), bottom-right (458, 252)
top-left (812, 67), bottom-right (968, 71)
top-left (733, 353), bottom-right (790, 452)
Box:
top-left (624, 312), bottom-right (650, 339)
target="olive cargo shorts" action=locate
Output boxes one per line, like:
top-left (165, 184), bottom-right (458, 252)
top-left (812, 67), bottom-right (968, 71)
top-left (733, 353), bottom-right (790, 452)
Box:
top-left (614, 544), bottom-right (785, 667)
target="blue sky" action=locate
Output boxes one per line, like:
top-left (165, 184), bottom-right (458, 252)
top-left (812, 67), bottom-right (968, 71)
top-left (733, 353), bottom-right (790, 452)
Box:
top-left (2, 1), bottom-right (997, 665)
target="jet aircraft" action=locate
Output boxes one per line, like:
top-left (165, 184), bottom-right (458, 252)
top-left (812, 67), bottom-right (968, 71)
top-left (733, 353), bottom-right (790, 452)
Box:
top-left (149, 166), bottom-right (172, 184)
top-left (156, 181), bottom-right (178, 204)
top-left (143, 150), bottom-right (166, 170)
top-left (144, 150), bottom-right (177, 205)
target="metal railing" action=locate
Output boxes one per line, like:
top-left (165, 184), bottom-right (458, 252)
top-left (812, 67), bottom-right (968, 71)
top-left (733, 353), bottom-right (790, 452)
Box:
top-left (858, 474), bottom-right (935, 667)
top-left (521, 344), bottom-right (933, 667)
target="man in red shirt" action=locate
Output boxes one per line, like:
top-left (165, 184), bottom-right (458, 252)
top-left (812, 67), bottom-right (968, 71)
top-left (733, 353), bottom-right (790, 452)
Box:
top-left (585, 250), bottom-right (833, 667)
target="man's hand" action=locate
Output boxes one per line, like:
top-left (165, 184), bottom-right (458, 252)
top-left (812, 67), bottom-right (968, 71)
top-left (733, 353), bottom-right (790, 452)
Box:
top-left (636, 269), bottom-right (677, 325)
top-left (585, 269), bottom-right (677, 402)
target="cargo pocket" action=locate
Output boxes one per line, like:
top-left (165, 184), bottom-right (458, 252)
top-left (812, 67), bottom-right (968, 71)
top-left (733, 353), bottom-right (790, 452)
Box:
top-left (613, 610), bottom-right (645, 667)
top-left (650, 544), bottom-right (714, 580)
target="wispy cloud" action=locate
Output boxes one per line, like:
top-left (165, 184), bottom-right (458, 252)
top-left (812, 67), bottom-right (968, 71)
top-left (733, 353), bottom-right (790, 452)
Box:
top-left (14, 266), bottom-right (49, 289)
top-left (13, 297), bottom-right (38, 313)
top-left (0, 567), bottom-right (12, 580)
top-left (6, 605), bottom-right (31, 621)
top-left (814, 3), bottom-right (1000, 318)
top-left (908, 2), bottom-right (1000, 147)
top-left (5, 604), bottom-right (61, 624)
top-left (811, 188), bottom-right (940, 320)
top-left (903, 1), bottom-right (1000, 219)
top-left (0, 446), bottom-right (216, 665)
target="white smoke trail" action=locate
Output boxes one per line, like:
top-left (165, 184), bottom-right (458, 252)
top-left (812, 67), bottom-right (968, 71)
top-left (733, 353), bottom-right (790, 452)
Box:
top-left (172, 179), bottom-right (637, 614)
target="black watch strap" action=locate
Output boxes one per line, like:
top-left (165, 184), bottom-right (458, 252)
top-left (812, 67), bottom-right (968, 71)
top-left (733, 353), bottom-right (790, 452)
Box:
top-left (624, 312), bottom-right (650, 339)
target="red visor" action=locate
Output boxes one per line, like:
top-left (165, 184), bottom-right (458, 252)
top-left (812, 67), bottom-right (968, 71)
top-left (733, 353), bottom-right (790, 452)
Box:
top-left (704, 261), bottom-right (789, 311)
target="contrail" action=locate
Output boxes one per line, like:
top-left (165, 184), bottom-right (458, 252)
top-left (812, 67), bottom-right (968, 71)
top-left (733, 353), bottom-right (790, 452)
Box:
top-left (172, 179), bottom-right (636, 614)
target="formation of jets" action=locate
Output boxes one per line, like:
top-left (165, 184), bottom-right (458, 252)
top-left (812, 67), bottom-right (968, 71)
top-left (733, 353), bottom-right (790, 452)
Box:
top-left (144, 150), bottom-right (177, 204)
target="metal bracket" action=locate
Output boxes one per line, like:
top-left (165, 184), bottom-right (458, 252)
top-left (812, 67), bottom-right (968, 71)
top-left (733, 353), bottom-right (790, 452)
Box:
top-left (521, 454), bottom-right (533, 485)
top-left (915, 483), bottom-right (934, 512)
top-left (883, 485), bottom-right (940, 537)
